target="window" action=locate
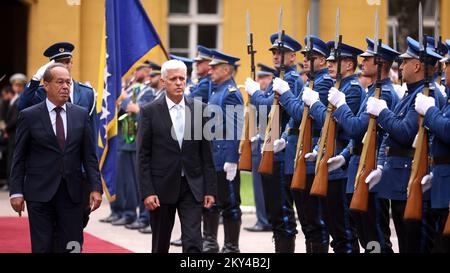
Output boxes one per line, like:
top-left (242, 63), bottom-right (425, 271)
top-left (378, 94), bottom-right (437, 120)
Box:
top-left (168, 0), bottom-right (222, 58)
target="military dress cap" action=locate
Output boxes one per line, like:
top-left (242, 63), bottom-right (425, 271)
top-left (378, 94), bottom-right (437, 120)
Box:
top-left (302, 35), bottom-right (330, 57)
top-left (325, 41), bottom-right (363, 61)
top-left (43, 42), bottom-right (75, 60)
top-left (9, 73), bottom-right (27, 84)
top-left (256, 63), bottom-right (276, 77)
top-left (269, 33), bottom-right (302, 52)
top-left (439, 39), bottom-right (450, 63)
top-left (360, 38), bottom-right (400, 61)
top-left (209, 49), bottom-right (240, 66)
top-left (149, 62), bottom-right (161, 76)
top-left (426, 36), bottom-right (448, 56)
top-left (194, 45), bottom-right (213, 62)
top-left (399, 36), bottom-right (443, 64)
top-left (170, 54), bottom-right (194, 69)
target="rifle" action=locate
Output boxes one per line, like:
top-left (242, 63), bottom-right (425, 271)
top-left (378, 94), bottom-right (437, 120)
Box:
top-left (444, 212), bottom-right (450, 235)
top-left (309, 8), bottom-right (340, 197)
top-left (239, 10), bottom-right (256, 171)
top-left (350, 8), bottom-right (381, 212)
top-left (291, 10), bottom-right (314, 191)
top-left (404, 3), bottom-right (429, 221)
top-left (258, 6), bottom-right (284, 175)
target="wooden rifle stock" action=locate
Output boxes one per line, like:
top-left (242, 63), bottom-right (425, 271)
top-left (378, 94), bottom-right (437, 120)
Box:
top-left (291, 106), bottom-right (312, 191)
top-left (238, 99), bottom-right (253, 171)
top-left (444, 212), bottom-right (450, 236)
top-left (258, 93), bottom-right (280, 175)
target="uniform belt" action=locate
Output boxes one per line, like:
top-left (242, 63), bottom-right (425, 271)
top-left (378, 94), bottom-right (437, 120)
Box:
top-left (385, 147), bottom-right (414, 158)
top-left (350, 145), bottom-right (362, 156)
top-left (430, 156), bottom-right (450, 166)
top-left (287, 128), bottom-right (299, 135)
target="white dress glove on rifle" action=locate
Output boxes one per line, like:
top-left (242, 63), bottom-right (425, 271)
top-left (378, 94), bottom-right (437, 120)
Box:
top-left (250, 134), bottom-right (260, 143)
top-left (327, 155), bottom-right (346, 172)
top-left (414, 93), bottom-right (435, 116)
top-left (328, 87), bottom-right (346, 108)
top-left (272, 77), bottom-right (290, 95)
top-left (421, 173), bottom-right (433, 193)
top-left (32, 60), bottom-right (55, 81)
top-left (302, 87), bottom-right (320, 107)
top-left (366, 97), bottom-right (387, 117)
top-left (365, 165), bottom-right (383, 190)
top-left (245, 77), bottom-right (260, 96)
top-left (305, 149), bottom-right (318, 161)
top-left (223, 162), bottom-right (238, 181)
top-left (273, 138), bottom-right (286, 153)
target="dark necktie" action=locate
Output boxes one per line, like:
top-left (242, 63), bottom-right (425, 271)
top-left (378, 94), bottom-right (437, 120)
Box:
top-left (54, 107), bottom-right (65, 150)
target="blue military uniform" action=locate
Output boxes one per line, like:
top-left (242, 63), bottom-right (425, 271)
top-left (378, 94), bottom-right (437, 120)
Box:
top-left (248, 33), bottom-right (303, 252)
top-left (188, 46), bottom-right (216, 104)
top-left (375, 37), bottom-right (445, 253)
top-left (332, 38), bottom-right (401, 253)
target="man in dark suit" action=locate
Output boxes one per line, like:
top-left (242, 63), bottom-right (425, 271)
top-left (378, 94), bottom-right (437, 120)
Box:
top-left (137, 59), bottom-right (217, 253)
top-left (9, 63), bottom-right (102, 253)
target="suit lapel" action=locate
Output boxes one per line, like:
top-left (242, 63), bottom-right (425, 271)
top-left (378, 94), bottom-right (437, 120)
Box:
top-left (39, 102), bottom-right (60, 151)
top-left (65, 103), bottom-right (74, 149)
top-left (182, 96), bottom-right (194, 148)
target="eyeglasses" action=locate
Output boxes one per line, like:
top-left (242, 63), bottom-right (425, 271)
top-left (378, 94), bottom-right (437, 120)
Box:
top-left (52, 80), bottom-right (72, 87)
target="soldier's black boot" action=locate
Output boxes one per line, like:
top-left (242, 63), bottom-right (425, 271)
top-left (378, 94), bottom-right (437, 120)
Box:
top-left (274, 234), bottom-right (295, 253)
top-left (202, 212), bottom-right (220, 253)
top-left (221, 218), bottom-right (241, 253)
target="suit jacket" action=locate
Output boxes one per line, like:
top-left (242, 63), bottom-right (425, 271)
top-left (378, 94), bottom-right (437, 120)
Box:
top-left (137, 95), bottom-right (217, 204)
top-left (10, 101), bottom-right (102, 203)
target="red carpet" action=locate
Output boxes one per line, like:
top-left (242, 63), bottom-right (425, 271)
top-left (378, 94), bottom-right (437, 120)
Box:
top-left (0, 217), bottom-right (133, 253)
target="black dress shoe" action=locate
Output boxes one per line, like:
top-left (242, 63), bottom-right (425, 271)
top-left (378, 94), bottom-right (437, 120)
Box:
top-left (138, 225), bottom-right (153, 234)
top-left (111, 217), bottom-right (134, 226)
top-left (125, 220), bottom-right (149, 230)
top-left (99, 214), bottom-right (120, 223)
top-left (170, 238), bottom-right (182, 247)
top-left (243, 224), bottom-right (272, 232)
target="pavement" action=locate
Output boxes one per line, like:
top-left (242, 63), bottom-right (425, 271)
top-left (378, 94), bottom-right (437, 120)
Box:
top-left (0, 190), bottom-right (399, 253)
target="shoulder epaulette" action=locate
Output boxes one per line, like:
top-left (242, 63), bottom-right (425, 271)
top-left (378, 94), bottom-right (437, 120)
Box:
top-left (228, 86), bottom-right (237, 92)
top-left (350, 80), bottom-right (360, 85)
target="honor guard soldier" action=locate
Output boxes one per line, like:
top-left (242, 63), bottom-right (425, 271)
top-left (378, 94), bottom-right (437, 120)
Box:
top-left (413, 39), bottom-right (450, 253)
top-left (329, 38), bottom-right (401, 253)
top-left (300, 39), bottom-right (363, 253)
top-left (272, 35), bottom-right (332, 253)
top-left (188, 45), bottom-right (215, 104)
top-left (244, 33), bottom-right (303, 252)
top-left (203, 50), bottom-right (243, 253)
top-left (426, 36), bottom-right (448, 98)
top-left (17, 42), bottom-right (97, 228)
top-left (366, 36), bottom-right (445, 253)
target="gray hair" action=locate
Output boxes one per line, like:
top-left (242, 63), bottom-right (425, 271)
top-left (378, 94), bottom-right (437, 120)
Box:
top-left (43, 63), bottom-right (69, 82)
top-left (161, 60), bottom-right (187, 79)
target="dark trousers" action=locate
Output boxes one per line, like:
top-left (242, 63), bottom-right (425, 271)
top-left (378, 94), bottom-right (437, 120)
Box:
top-left (321, 178), bottom-right (359, 253)
top-left (216, 171), bottom-right (242, 220)
top-left (432, 208), bottom-right (450, 253)
top-left (390, 199), bottom-right (435, 253)
top-left (115, 150), bottom-right (138, 220)
top-left (27, 179), bottom-right (84, 253)
top-left (348, 193), bottom-right (393, 253)
top-left (261, 161), bottom-right (297, 238)
top-left (149, 177), bottom-right (202, 253)
top-left (292, 174), bottom-right (328, 251)
top-left (251, 153), bottom-right (270, 227)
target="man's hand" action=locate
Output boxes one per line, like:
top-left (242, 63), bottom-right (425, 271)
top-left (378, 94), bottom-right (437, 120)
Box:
top-left (365, 165), bottom-right (383, 190)
top-left (144, 195), bottom-right (160, 211)
top-left (126, 102), bottom-right (140, 113)
top-left (245, 77), bottom-right (260, 96)
top-left (203, 195), bottom-right (215, 209)
top-left (302, 87), bottom-right (320, 107)
top-left (415, 93), bottom-right (435, 116)
top-left (89, 191), bottom-right (102, 212)
top-left (366, 97), bottom-right (387, 117)
top-left (223, 162), bottom-right (238, 181)
top-left (272, 77), bottom-right (290, 95)
top-left (32, 60), bottom-right (55, 81)
top-left (10, 197), bottom-right (25, 216)
top-left (273, 138), bottom-right (286, 153)
top-left (327, 155), bottom-right (346, 172)
top-left (328, 87), bottom-right (346, 108)
top-left (305, 149), bottom-right (318, 161)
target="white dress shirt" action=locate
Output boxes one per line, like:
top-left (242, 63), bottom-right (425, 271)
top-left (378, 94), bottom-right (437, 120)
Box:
top-left (166, 95), bottom-right (185, 176)
top-left (69, 79), bottom-right (74, 103)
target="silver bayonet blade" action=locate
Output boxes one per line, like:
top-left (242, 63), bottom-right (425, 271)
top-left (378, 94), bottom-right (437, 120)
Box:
top-left (392, 22), bottom-right (397, 51)
top-left (246, 10), bottom-right (250, 45)
top-left (419, 2), bottom-right (423, 50)
top-left (278, 5), bottom-right (283, 41)
top-left (334, 7), bottom-right (340, 49)
top-left (307, 10), bottom-right (311, 49)
top-left (434, 3), bottom-right (439, 49)
top-left (374, 7), bottom-right (379, 53)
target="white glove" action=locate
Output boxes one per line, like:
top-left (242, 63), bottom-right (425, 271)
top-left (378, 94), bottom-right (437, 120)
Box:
top-left (328, 87), bottom-right (346, 108)
top-left (245, 77), bottom-right (260, 96)
top-left (273, 138), bottom-right (286, 153)
top-left (223, 162), bottom-right (238, 181)
top-left (365, 165), bottom-right (383, 190)
top-left (421, 173), bottom-right (433, 193)
top-left (272, 77), bottom-right (290, 95)
top-left (305, 149), bottom-right (318, 161)
top-left (302, 87), bottom-right (320, 107)
top-left (366, 97), bottom-right (387, 117)
top-left (327, 155), bottom-right (346, 172)
top-left (32, 60), bottom-right (55, 81)
top-left (414, 93), bottom-right (435, 116)
top-left (250, 134), bottom-right (260, 143)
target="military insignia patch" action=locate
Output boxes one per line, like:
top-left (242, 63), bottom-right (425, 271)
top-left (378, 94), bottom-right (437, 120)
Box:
top-left (59, 48), bottom-right (65, 53)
